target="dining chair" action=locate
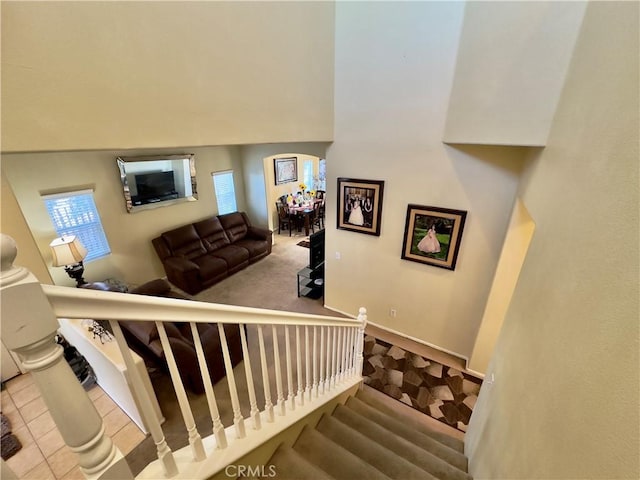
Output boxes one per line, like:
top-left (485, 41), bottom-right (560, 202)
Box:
top-left (277, 205), bottom-right (294, 236)
top-left (311, 201), bottom-right (323, 231)
top-left (318, 198), bottom-right (325, 229)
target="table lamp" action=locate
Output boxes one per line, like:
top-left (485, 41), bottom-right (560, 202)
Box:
top-left (50, 235), bottom-right (88, 287)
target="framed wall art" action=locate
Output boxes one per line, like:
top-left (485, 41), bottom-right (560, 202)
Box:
top-left (274, 157), bottom-right (298, 185)
top-left (401, 204), bottom-right (467, 270)
top-left (337, 178), bottom-right (385, 236)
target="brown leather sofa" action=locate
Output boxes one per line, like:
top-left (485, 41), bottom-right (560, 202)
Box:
top-left (152, 212), bottom-right (272, 295)
top-left (119, 279), bottom-right (244, 394)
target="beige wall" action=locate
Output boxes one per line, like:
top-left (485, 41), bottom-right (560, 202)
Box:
top-left (466, 2), bottom-right (639, 478)
top-left (467, 197), bottom-right (535, 374)
top-left (444, 2), bottom-right (586, 146)
top-left (0, 172), bottom-right (53, 284)
top-left (327, 1), bottom-right (528, 358)
top-left (1, 1), bottom-right (334, 152)
top-left (2, 146), bottom-right (247, 286)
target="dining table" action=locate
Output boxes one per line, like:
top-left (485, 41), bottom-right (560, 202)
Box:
top-left (288, 199), bottom-right (321, 236)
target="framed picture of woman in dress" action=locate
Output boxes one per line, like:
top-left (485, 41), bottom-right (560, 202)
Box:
top-left (401, 204), bottom-right (467, 270)
top-left (337, 178), bottom-right (385, 236)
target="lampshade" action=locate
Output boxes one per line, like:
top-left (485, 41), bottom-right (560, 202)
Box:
top-left (49, 236), bottom-right (87, 267)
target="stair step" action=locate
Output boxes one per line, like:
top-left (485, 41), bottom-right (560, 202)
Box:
top-left (316, 413), bottom-right (438, 480)
top-left (333, 404), bottom-right (472, 480)
top-left (345, 396), bottom-right (469, 472)
top-left (293, 426), bottom-right (390, 480)
top-left (356, 387), bottom-right (465, 453)
top-left (267, 445), bottom-right (335, 480)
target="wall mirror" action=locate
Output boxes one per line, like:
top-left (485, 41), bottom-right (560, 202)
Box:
top-left (117, 154), bottom-right (197, 213)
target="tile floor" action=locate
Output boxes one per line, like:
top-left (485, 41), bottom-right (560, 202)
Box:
top-left (1, 373), bottom-right (146, 479)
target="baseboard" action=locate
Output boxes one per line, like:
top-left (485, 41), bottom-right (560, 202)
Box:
top-left (366, 320), bottom-right (469, 366)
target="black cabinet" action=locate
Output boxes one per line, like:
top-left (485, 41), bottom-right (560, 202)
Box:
top-left (297, 262), bottom-right (324, 299)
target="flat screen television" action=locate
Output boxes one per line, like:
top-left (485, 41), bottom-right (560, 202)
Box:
top-left (309, 228), bottom-right (325, 270)
top-left (135, 171), bottom-right (176, 199)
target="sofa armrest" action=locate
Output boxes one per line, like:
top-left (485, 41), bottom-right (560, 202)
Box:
top-left (247, 226), bottom-right (272, 241)
top-left (130, 278), bottom-right (173, 296)
top-left (164, 256), bottom-right (199, 273)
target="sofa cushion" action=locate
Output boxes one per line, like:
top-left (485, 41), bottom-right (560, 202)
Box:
top-left (192, 255), bottom-right (228, 280)
top-left (218, 212), bottom-right (249, 243)
top-left (161, 225), bottom-right (207, 260)
top-left (194, 217), bottom-right (232, 251)
top-left (211, 245), bottom-right (250, 271)
top-left (235, 238), bottom-right (270, 260)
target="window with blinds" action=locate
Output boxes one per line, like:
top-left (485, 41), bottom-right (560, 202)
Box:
top-left (212, 170), bottom-right (237, 215)
top-left (42, 190), bottom-right (111, 262)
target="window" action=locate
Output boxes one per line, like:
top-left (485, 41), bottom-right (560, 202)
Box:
top-left (303, 160), bottom-right (314, 191)
top-left (212, 170), bottom-right (237, 215)
top-left (42, 189), bottom-right (111, 262)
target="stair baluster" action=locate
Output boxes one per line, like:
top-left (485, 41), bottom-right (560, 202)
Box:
top-left (156, 321), bottom-right (206, 460)
top-left (339, 326), bottom-right (346, 383)
top-left (305, 326), bottom-right (312, 402)
top-left (272, 325), bottom-right (286, 416)
top-left (331, 326), bottom-right (338, 389)
top-left (320, 325), bottom-right (326, 395)
top-left (296, 325), bottom-right (304, 406)
top-left (312, 326), bottom-right (318, 398)
top-left (111, 321), bottom-right (177, 476)
top-left (239, 323), bottom-right (261, 430)
top-left (357, 308), bottom-right (367, 383)
top-left (349, 326), bottom-right (357, 375)
top-left (189, 322), bottom-right (228, 449)
top-left (257, 325), bottom-right (275, 422)
top-left (285, 326), bottom-right (295, 410)
top-left (217, 323), bottom-right (246, 438)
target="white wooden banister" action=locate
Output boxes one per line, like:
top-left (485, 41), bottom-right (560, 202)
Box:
top-left (156, 322), bottom-right (206, 462)
top-left (42, 284), bottom-right (361, 328)
top-left (296, 325), bottom-right (303, 406)
top-left (305, 326), bottom-right (311, 402)
top-left (0, 234), bottom-right (134, 480)
top-left (1, 233), bottom-right (368, 480)
top-left (313, 326), bottom-right (318, 398)
top-left (257, 325), bottom-right (274, 423)
top-left (284, 326), bottom-right (295, 411)
top-left (218, 324), bottom-right (245, 439)
top-left (272, 325), bottom-right (286, 417)
top-left (110, 320), bottom-right (178, 476)
top-left (189, 322), bottom-right (227, 449)
top-left (239, 324), bottom-right (261, 430)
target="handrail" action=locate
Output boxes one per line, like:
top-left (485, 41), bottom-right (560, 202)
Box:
top-left (3, 234), bottom-right (366, 480)
top-left (42, 284), bottom-right (359, 326)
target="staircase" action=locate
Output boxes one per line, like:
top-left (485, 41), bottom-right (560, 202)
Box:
top-left (261, 387), bottom-right (471, 480)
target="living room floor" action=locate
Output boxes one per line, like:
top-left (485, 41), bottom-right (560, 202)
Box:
top-left (1, 373), bottom-right (145, 479)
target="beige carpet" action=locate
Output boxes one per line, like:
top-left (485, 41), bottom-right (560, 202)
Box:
top-left (188, 232), bottom-right (337, 317)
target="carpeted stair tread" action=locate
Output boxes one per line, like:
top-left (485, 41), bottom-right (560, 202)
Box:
top-left (356, 387), bottom-right (465, 453)
top-left (345, 396), bottom-right (468, 472)
top-left (333, 404), bottom-right (472, 480)
top-left (316, 413), bottom-right (438, 480)
top-left (267, 445), bottom-right (335, 480)
top-left (293, 426), bottom-right (390, 480)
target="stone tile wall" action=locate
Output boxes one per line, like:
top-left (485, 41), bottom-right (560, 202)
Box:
top-left (362, 335), bottom-right (483, 433)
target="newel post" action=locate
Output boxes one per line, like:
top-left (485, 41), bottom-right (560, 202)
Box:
top-left (0, 234), bottom-right (134, 480)
top-left (356, 307), bottom-right (367, 388)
